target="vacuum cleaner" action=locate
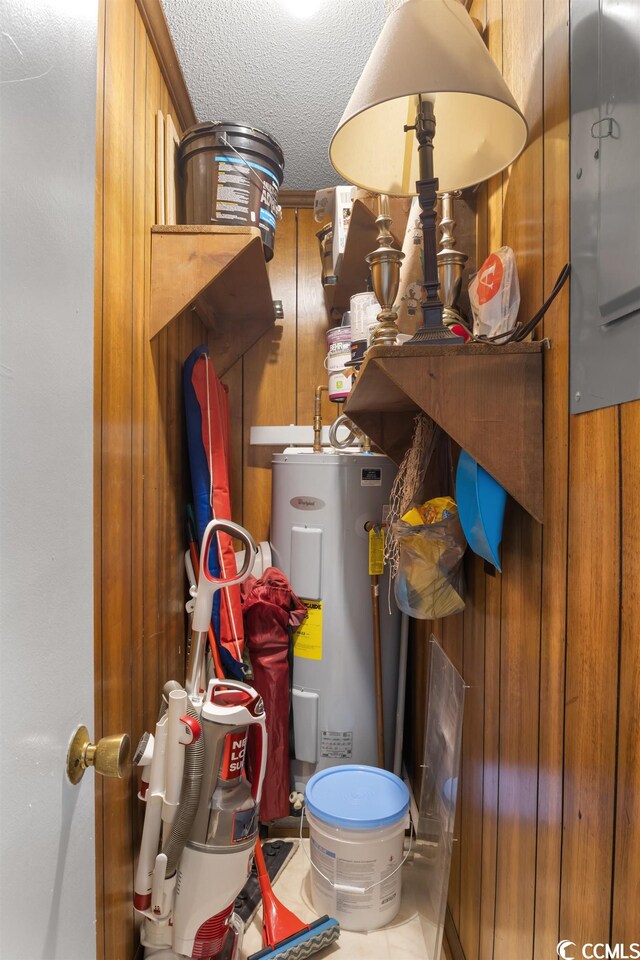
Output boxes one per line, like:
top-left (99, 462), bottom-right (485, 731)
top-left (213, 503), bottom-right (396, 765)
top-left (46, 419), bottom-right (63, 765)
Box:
top-left (133, 517), bottom-right (339, 960)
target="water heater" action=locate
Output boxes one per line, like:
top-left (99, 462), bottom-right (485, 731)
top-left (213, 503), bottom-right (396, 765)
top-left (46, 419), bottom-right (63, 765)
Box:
top-left (270, 450), bottom-right (400, 792)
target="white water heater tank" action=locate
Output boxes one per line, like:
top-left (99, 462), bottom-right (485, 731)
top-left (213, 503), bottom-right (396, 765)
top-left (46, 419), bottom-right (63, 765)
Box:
top-left (270, 450), bottom-right (400, 791)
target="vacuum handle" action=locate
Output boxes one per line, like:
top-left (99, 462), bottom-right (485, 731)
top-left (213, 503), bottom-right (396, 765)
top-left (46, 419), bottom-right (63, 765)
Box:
top-left (192, 519), bottom-right (256, 633)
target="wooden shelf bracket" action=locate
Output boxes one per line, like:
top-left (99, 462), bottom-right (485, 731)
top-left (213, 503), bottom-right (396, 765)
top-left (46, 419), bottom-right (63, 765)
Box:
top-left (150, 225), bottom-right (276, 376)
top-left (344, 343), bottom-right (545, 522)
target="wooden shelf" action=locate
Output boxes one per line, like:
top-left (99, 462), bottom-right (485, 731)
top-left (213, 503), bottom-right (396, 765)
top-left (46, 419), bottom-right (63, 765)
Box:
top-left (344, 342), bottom-right (545, 522)
top-left (150, 225), bottom-right (276, 376)
top-left (323, 198), bottom-right (409, 321)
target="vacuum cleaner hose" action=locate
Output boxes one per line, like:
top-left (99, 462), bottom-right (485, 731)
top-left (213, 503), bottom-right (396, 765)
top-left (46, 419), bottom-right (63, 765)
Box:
top-left (161, 691), bottom-right (205, 878)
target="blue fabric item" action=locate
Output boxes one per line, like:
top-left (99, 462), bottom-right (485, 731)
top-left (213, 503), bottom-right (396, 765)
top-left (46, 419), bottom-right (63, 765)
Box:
top-left (305, 765), bottom-right (409, 830)
top-left (183, 345), bottom-right (243, 679)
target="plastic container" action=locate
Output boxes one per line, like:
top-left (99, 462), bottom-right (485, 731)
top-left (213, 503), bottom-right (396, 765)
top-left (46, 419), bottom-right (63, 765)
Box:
top-left (348, 292), bottom-right (379, 368)
top-left (317, 224), bottom-right (335, 286)
top-left (326, 325), bottom-right (352, 402)
top-left (178, 122), bottom-right (285, 261)
top-left (304, 765), bottom-right (410, 931)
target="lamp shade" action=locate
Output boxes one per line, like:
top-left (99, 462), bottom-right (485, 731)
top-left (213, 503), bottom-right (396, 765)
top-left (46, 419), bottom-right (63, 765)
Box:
top-left (329, 0), bottom-right (527, 194)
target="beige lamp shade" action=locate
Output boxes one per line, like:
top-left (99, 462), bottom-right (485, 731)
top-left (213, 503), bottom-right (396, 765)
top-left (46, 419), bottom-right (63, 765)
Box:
top-left (329, 0), bottom-right (528, 194)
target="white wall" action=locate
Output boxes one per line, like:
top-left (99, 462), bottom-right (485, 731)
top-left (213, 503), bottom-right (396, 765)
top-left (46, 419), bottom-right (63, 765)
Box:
top-left (0, 1), bottom-right (98, 957)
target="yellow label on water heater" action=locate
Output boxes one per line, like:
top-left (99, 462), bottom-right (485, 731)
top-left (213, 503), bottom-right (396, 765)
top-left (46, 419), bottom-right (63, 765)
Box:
top-left (368, 528), bottom-right (385, 576)
top-left (293, 599), bottom-right (322, 660)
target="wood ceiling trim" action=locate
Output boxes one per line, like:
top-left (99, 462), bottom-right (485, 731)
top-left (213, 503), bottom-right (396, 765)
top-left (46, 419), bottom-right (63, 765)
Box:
top-left (136, 0), bottom-right (196, 130)
top-left (279, 190), bottom-right (315, 208)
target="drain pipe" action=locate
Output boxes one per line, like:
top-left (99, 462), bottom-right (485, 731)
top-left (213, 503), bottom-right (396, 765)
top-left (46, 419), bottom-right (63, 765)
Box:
top-left (313, 385), bottom-right (328, 452)
top-left (393, 613), bottom-right (409, 776)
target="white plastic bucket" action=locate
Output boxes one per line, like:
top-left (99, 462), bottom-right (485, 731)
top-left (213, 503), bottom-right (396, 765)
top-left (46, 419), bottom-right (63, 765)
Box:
top-left (326, 325), bottom-right (351, 402)
top-left (348, 292), bottom-right (379, 368)
top-left (327, 325), bottom-right (351, 365)
top-left (327, 369), bottom-right (351, 403)
top-left (304, 765), bottom-right (410, 932)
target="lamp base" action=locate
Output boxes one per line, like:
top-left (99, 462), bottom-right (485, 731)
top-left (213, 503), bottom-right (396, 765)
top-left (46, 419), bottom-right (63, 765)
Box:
top-left (370, 314), bottom-right (400, 348)
top-left (405, 321), bottom-right (464, 345)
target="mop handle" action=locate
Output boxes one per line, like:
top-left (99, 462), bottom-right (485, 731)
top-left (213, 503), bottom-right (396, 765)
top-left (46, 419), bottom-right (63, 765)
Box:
top-left (253, 837), bottom-right (269, 880)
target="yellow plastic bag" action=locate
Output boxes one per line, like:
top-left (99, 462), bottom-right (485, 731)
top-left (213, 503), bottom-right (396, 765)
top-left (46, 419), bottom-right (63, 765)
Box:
top-left (393, 498), bottom-right (466, 619)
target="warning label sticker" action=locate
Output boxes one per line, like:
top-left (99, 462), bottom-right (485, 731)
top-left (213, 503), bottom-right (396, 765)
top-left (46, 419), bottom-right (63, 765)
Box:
top-left (321, 730), bottom-right (353, 759)
top-left (361, 468), bottom-right (382, 487)
top-left (293, 599), bottom-right (322, 661)
top-left (368, 527), bottom-right (385, 576)
top-left (216, 161), bottom-right (250, 217)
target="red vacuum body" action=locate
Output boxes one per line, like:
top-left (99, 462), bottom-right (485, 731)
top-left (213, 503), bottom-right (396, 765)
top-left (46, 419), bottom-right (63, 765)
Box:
top-left (138, 679), bottom-right (267, 960)
top-left (133, 518), bottom-right (265, 960)
top-left (172, 681), bottom-right (266, 958)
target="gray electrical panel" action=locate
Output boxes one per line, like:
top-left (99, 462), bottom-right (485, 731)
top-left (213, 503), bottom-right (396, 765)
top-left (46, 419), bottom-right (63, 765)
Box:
top-left (571, 0), bottom-right (640, 413)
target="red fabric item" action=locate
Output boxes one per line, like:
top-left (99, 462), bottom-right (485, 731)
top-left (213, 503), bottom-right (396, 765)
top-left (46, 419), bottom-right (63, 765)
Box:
top-left (191, 355), bottom-right (245, 664)
top-left (450, 322), bottom-right (471, 342)
top-left (242, 568), bottom-right (307, 822)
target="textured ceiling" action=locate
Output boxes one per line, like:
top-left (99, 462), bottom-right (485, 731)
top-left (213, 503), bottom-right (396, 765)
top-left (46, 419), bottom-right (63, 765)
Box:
top-left (161, 0), bottom-right (403, 190)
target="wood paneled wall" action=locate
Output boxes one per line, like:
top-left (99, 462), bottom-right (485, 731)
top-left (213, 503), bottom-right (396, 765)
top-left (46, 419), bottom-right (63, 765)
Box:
top-left (94, 3), bottom-right (205, 957)
top-left (94, 8), bottom-right (331, 959)
top-left (96, 3), bottom-right (639, 959)
top-left (223, 206), bottom-right (334, 543)
top-left (405, 2), bottom-right (640, 959)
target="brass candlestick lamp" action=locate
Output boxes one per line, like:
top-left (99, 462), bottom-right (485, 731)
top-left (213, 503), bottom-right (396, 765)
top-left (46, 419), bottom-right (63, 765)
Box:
top-left (367, 195), bottom-right (405, 347)
top-left (437, 191), bottom-right (468, 329)
top-left (329, 0), bottom-right (528, 347)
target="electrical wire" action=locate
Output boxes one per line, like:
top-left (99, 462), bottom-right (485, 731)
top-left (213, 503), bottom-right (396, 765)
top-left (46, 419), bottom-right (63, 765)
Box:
top-left (462, 262), bottom-right (570, 344)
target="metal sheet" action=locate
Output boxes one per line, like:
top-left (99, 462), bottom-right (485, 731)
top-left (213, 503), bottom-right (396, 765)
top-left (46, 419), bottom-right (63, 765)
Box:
top-left (570, 0), bottom-right (640, 412)
top-left (417, 638), bottom-right (465, 960)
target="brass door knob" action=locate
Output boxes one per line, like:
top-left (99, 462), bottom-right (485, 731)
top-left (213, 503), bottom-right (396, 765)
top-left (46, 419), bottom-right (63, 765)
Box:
top-left (66, 725), bottom-right (130, 785)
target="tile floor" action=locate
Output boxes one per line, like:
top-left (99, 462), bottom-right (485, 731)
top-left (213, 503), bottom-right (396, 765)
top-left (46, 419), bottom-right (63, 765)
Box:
top-left (243, 839), bottom-right (437, 960)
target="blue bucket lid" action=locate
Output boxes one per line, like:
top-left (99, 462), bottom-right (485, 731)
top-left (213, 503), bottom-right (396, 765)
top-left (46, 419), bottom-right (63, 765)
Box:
top-left (305, 765), bottom-right (409, 830)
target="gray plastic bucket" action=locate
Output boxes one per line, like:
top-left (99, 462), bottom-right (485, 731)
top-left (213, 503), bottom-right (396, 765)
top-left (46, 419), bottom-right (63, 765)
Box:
top-left (178, 121), bottom-right (285, 261)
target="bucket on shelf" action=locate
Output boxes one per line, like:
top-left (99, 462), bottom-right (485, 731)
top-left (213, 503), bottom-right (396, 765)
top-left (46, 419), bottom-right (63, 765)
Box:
top-left (178, 121), bottom-right (285, 261)
top-left (326, 325), bottom-right (352, 403)
top-left (304, 765), bottom-right (410, 932)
